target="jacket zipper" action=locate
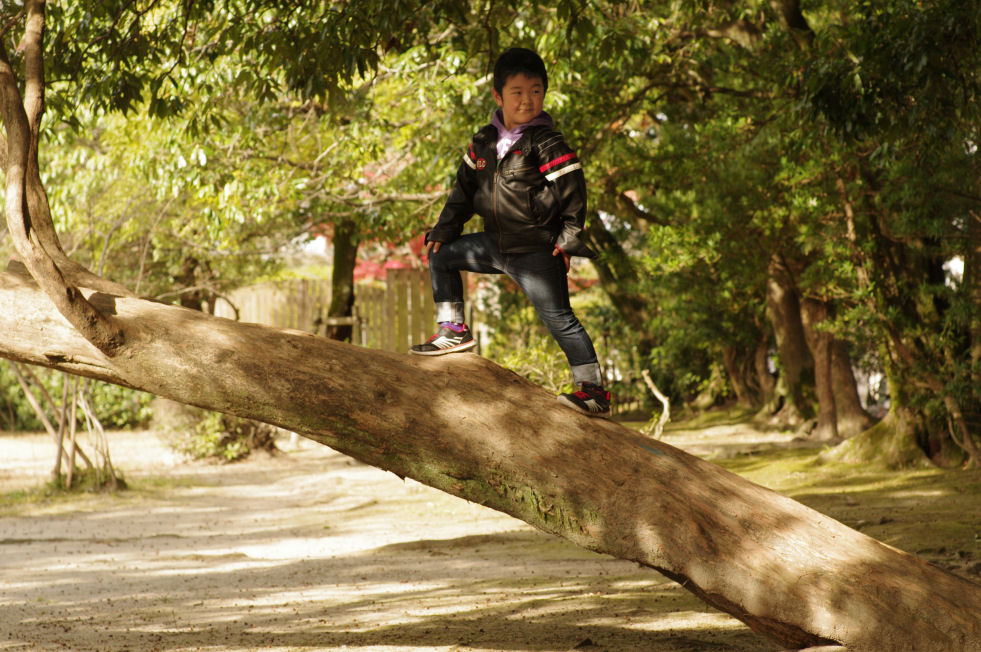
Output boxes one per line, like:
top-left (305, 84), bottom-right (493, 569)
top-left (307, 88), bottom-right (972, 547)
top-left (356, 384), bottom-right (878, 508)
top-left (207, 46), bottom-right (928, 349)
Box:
top-left (493, 152), bottom-right (504, 251)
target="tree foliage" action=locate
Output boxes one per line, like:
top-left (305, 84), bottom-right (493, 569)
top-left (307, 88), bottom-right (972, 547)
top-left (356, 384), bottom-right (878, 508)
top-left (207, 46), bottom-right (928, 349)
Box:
top-left (2, 2), bottom-right (981, 645)
top-left (1, 0), bottom-right (979, 464)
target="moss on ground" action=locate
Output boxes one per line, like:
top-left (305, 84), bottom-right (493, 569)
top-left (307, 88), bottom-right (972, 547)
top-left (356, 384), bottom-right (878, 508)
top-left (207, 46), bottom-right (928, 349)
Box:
top-left (716, 444), bottom-right (981, 580)
top-left (620, 408), bottom-right (981, 581)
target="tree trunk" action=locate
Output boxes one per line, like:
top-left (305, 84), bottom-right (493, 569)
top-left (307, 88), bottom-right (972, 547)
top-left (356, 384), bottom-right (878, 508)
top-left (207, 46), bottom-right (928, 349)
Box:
top-left (720, 345), bottom-right (756, 407)
top-left (838, 165), bottom-right (980, 465)
top-left (967, 206), bottom-right (981, 459)
top-left (972, 214), bottom-right (981, 382)
top-left (3, 265), bottom-right (981, 651)
top-left (0, 5), bottom-right (126, 356)
top-left (769, 0), bottom-right (815, 49)
top-left (764, 254), bottom-right (813, 426)
top-left (822, 405), bottom-right (929, 469)
top-left (720, 339), bottom-right (772, 409)
top-left (800, 298), bottom-right (838, 442)
top-left (830, 340), bottom-right (876, 439)
top-left (325, 219), bottom-right (359, 342)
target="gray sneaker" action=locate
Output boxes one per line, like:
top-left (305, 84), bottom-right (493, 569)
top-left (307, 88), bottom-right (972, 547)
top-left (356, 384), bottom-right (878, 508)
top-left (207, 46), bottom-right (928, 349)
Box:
top-left (409, 323), bottom-right (477, 356)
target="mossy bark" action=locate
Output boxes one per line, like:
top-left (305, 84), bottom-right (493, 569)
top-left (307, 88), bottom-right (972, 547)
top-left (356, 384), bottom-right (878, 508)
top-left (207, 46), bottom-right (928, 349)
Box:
top-left (820, 409), bottom-right (930, 469)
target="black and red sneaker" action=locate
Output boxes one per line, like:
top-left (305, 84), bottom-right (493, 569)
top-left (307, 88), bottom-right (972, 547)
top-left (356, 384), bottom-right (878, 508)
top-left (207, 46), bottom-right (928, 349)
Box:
top-left (558, 382), bottom-right (611, 418)
top-left (409, 322), bottom-right (477, 356)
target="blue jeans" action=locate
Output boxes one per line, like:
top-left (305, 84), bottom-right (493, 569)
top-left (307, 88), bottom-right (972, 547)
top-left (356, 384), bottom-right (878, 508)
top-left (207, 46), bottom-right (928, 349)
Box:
top-left (429, 232), bottom-right (602, 386)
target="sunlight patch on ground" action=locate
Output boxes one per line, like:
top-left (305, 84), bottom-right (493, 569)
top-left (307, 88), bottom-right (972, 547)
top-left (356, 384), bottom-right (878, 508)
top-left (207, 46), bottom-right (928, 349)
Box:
top-left (0, 430), bottom-right (780, 651)
top-left (880, 488), bottom-right (948, 499)
top-left (620, 610), bottom-right (749, 632)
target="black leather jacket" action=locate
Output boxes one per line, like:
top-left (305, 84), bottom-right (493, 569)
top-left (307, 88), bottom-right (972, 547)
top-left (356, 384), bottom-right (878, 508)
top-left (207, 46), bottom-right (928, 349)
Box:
top-left (428, 123), bottom-right (596, 258)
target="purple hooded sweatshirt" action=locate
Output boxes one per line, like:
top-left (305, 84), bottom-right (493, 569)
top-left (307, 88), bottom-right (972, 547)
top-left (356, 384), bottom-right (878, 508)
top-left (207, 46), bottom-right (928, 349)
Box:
top-left (490, 109), bottom-right (554, 160)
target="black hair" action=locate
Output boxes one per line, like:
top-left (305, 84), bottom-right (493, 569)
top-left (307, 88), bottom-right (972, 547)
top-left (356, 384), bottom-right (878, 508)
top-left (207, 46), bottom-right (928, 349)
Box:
top-left (493, 48), bottom-right (548, 94)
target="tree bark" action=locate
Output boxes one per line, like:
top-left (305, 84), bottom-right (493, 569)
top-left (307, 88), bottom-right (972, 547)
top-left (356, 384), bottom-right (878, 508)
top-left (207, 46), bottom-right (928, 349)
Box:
top-left (0, 6), bottom-right (126, 355)
top-left (174, 255), bottom-right (208, 312)
top-left (720, 345), bottom-right (756, 407)
top-left (830, 340), bottom-right (875, 439)
top-left (837, 166), bottom-right (980, 465)
top-left (764, 254), bottom-right (813, 426)
top-left (325, 219), bottom-right (360, 342)
top-left (720, 337), bottom-right (773, 409)
top-left (967, 207), bottom-right (981, 458)
top-left (2, 265), bottom-right (981, 651)
top-left (822, 403), bottom-right (930, 469)
top-left (800, 298), bottom-right (838, 442)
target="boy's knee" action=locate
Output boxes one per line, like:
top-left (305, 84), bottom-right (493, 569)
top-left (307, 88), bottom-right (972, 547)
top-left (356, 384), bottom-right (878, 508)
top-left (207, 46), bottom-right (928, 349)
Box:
top-left (428, 245), bottom-right (448, 268)
top-left (539, 309), bottom-right (580, 331)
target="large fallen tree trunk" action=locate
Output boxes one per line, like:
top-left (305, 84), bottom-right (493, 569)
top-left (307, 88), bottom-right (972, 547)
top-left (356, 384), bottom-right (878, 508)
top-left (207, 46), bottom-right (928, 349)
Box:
top-left (3, 265), bottom-right (981, 651)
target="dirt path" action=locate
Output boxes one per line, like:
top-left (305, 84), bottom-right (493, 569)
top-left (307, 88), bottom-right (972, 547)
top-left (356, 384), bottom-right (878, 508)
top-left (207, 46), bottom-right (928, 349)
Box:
top-left (0, 427), bottom-right (787, 652)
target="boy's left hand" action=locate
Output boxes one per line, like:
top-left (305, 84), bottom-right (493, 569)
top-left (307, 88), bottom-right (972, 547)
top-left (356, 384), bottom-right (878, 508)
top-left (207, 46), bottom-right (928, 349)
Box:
top-left (553, 246), bottom-right (571, 272)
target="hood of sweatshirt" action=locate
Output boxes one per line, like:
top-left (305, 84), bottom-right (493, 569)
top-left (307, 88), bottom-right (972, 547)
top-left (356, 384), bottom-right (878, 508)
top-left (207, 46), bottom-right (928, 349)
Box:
top-left (491, 109), bottom-right (554, 160)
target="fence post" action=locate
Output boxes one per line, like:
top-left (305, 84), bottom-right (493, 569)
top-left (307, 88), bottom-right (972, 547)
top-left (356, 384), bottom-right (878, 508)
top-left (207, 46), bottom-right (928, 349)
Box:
top-left (409, 270), bottom-right (425, 350)
top-left (382, 275), bottom-right (396, 352)
top-left (421, 270), bottom-right (435, 331)
top-left (397, 269), bottom-right (411, 353)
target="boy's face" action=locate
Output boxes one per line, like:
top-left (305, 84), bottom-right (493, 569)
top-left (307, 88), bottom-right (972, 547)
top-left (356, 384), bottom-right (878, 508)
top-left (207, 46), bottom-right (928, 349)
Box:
top-left (493, 73), bottom-right (545, 131)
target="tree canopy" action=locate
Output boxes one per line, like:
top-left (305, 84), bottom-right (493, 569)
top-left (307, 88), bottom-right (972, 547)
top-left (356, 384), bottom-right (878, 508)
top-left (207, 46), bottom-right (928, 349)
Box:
top-left (2, 1), bottom-right (981, 648)
top-left (4, 0), bottom-right (980, 464)
top-left (3, 0), bottom-right (981, 467)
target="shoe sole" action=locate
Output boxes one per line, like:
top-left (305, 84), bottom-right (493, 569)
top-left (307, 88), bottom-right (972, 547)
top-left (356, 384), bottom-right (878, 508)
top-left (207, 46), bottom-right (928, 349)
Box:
top-left (409, 339), bottom-right (478, 356)
top-left (557, 395), bottom-right (611, 418)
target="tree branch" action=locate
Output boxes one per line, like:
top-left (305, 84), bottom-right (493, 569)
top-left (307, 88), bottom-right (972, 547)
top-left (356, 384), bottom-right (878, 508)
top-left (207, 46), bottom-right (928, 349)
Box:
top-left (702, 19), bottom-right (762, 50)
top-left (0, 3), bottom-right (136, 298)
top-left (1, 271), bottom-right (980, 650)
top-left (0, 7), bottom-right (26, 39)
top-left (21, 0), bottom-right (44, 132)
top-left (0, 18), bottom-right (126, 356)
top-left (598, 176), bottom-right (670, 229)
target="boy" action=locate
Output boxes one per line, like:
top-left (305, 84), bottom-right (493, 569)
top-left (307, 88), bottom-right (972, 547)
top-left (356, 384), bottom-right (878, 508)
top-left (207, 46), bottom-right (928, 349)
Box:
top-left (410, 47), bottom-right (611, 418)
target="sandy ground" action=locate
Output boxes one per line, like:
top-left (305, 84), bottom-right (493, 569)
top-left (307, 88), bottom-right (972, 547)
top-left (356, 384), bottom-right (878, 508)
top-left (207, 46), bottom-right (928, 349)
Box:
top-left (0, 425), bottom-right (794, 652)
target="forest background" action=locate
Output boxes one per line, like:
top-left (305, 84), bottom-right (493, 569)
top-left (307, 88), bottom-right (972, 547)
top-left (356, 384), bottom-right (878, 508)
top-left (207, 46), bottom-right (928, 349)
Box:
top-left (1, 0), bottom-right (979, 471)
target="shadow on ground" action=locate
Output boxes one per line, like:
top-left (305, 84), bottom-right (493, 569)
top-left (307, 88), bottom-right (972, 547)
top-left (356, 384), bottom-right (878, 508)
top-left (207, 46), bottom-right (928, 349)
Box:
top-left (1, 430), bottom-right (773, 652)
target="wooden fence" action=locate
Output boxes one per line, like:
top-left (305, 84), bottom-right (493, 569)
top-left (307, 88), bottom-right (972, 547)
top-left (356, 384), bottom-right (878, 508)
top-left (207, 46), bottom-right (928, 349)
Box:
top-left (214, 268), bottom-right (468, 353)
top-left (356, 268), bottom-right (437, 352)
top-left (216, 278), bottom-right (331, 336)
top-left (213, 271), bottom-right (640, 416)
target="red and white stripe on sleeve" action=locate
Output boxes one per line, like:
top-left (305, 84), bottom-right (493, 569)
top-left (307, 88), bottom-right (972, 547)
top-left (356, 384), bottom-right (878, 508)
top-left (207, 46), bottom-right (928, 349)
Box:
top-left (463, 142), bottom-right (478, 170)
top-left (539, 151), bottom-right (582, 182)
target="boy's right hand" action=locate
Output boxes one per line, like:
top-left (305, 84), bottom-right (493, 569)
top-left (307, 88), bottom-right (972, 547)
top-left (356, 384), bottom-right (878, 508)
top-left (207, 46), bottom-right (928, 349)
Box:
top-left (426, 241), bottom-right (441, 254)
